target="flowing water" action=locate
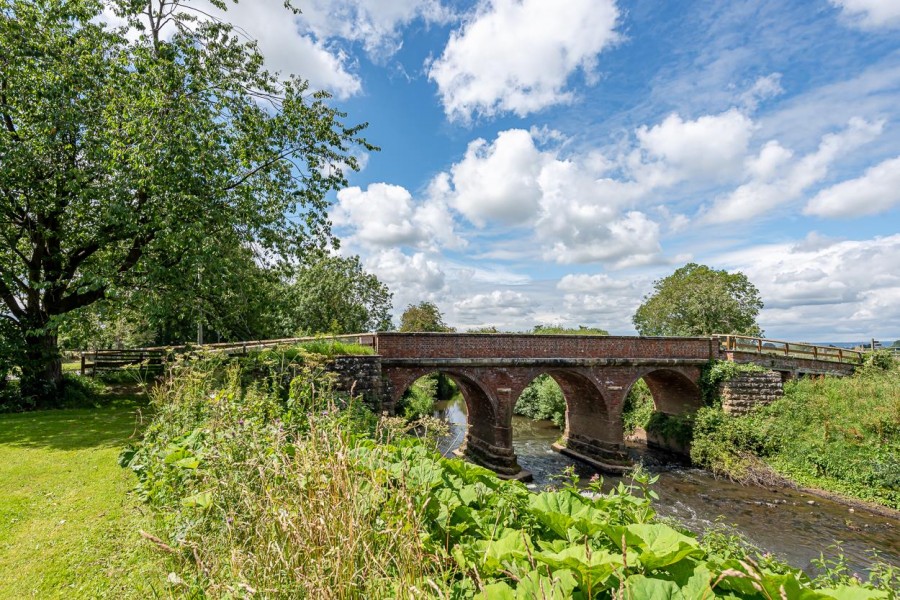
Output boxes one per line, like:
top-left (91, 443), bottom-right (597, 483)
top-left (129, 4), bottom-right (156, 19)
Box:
top-left (433, 396), bottom-right (899, 575)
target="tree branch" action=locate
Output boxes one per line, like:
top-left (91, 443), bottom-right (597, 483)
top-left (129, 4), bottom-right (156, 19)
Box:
top-left (0, 278), bottom-right (25, 320)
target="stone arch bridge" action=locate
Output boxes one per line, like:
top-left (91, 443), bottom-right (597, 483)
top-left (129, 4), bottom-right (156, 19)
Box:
top-left (373, 333), bottom-right (860, 479)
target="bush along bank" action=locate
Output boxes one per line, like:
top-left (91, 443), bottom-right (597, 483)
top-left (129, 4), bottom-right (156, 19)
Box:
top-left (120, 351), bottom-right (897, 597)
top-left (689, 353), bottom-right (899, 510)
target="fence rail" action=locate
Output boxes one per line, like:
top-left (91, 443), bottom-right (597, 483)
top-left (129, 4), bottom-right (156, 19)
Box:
top-left (80, 334), bottom-right (376, 376)
top-left (716, 335), bottom-right (864, 365)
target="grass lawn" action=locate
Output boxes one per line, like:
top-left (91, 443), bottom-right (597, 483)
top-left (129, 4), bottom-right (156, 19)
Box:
top-left (0, 394), bottom-right (169, 598)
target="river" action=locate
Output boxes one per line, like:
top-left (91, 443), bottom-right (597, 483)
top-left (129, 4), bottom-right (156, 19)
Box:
top-left (433, 396), bottom-right (899, 575)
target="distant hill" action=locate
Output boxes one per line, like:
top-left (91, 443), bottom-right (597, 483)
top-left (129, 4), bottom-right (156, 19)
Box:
top-left (812, 340), bottom-right (896, 349)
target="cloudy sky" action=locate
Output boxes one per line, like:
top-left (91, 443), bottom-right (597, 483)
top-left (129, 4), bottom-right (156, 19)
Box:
top-left (223, 0), bottom-right (899, 342)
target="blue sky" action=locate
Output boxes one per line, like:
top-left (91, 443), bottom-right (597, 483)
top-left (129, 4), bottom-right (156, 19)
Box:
top-left (194, 0), bottom-right (900, 341)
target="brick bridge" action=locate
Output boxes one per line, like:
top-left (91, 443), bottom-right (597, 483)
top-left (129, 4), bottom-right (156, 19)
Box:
top-left (373, 333), bottom-right (860, 480)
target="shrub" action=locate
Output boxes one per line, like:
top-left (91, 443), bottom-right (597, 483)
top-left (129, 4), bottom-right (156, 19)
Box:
top-left (690, 406), bottom-right (774, 482)
top-left (698, 360), bottom-right (766, 406)
top-left (514, 374), bottom-right (566, 427)
top-left (622, 379), bottom-right (654, 434)
top-left (397, 375), bottom-right (438, 419)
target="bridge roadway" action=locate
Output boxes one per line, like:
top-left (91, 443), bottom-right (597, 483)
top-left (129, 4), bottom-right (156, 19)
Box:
top-left (374, 333), bottom-right (860, 480)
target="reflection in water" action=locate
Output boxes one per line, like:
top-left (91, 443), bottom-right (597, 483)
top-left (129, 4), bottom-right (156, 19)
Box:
top-left (432, 395), bottom-right (898, 574)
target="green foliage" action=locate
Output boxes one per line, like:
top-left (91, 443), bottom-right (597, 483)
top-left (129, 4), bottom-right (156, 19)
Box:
top-left (633, 263), bottom-right (764, 337)
top-left (691, 364), bottom-right (900, 507)
top-left (398, 301), bottom-right (454, 332)
top-left (294, 339), bottom-right (375, 357)
top-left (395, 373), bottom-right (458, 420)
top-left (699, 360), bottom-right (767, 406)
top-left (532, 325), bottom-right (610, 335)
top-left (0, 0), bottom-right (373, 401)
top-left (399, 376), bottom-right (438, 420)
top-left (763, 367), bottom-right (900, 508)
top-left (646, 411), bottom-right (696, 446)
top-left (125, 356), bottom-right (896, 597)
top-left (690, 406), bottom-right (774, 482)
top-left (863, 350), bottom-right (896, 371)
top-left (289, 254), bottom-right (393, 335)
top-left (514, 374), bottom-right (566, 428)
top-left (622, 379), bottom-right (654, 434)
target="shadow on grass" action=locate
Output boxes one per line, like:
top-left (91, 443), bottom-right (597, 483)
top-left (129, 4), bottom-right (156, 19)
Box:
top-left (0, 395), bottom-right (151, 451)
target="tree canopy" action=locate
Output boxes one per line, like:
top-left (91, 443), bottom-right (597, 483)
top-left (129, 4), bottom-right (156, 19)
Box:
top-left (632, 263), bottom-right (764, 337)
top-left (532, 325), bottom-right (609, 335)
top-left (289, 254), bottom-right (392, 335)
top-left (399, 302), bottom-right (454, 333)
top-left (0, 0), bottom-right (373, 403)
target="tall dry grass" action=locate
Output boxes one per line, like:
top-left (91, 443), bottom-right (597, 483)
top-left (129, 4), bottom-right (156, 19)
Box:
top-left (127, 352), bottom-right (450, 598)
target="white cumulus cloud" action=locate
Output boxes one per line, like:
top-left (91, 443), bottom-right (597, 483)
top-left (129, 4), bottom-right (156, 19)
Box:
top-left (446, 129), bottom-right (546, 226)
top-left (428, 0), bottom-right (620, 121)
top-left (830, 0), bottom-right (900, 29)
top-left (804, 156), bottom-right (900, 218)
top-left (364, 249), bottom-right (448, 313)
top-left (636, 109), bottom-right (755, 181)
top-left (332, 183), bottom-right (463, 250)
top-left (713, 234), bottom-right (900, 339)
top-left (299, 0), bottom-right (454, 59)
top-left (703, 117), bottom-right (884, 224)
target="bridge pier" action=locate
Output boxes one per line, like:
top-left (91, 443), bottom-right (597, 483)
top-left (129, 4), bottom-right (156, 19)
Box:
top-left (456, 376), bottom-right (530, 480)
top-left (556, 370), bottom-right (632, 472)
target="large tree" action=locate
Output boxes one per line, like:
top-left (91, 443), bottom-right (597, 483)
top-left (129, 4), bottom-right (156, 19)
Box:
top-left (289, 254), bottom-right (392, 335)
top-left (399, 301), bottom-right (454, 333)
top-left (632, 263), bottom-right (764, 337)
top-left (0, 0), bottom-right (372, 403)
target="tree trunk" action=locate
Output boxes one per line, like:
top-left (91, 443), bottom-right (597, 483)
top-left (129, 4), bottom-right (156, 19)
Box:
top-left (19, 324), bottom-right (63, 408)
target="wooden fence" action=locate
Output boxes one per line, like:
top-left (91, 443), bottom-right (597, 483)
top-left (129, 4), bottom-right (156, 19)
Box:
top-left (80, 334), bottom-right (376, 376)
top-left (716, 335), bottom-right (864, 365)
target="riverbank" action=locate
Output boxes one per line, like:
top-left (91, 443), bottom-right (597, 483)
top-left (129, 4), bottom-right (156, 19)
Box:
top-left (437, 397), bottom-right (899, 576)
top-left (689, 356), bottom-right (899, 510)
top-left (121, 350), bottom-right (897, 596)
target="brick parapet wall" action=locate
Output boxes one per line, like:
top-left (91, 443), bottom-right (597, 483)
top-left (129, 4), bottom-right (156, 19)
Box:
top-left (375, 333), bottom-right (717, 361)
top-left (719, 370), bottom-right (784, 416)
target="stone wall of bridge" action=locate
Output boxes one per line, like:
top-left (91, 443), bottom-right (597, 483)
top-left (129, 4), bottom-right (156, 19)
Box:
top-left (720, 369), bottom-right (784, 416)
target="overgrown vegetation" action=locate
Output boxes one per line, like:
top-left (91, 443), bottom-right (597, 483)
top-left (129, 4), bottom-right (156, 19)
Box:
top-left (120, 351), bottom-right (896, 597)
top-left (691, 354), bottom-right (900, 508)
top-left (514, 374), bottom-right (567, 427)
top-left (698, 360), bottom-right (768, 406)
top-left (397, 373), bottom-right (459, 420)
top-left (622, 379), bottom-right (654, 434)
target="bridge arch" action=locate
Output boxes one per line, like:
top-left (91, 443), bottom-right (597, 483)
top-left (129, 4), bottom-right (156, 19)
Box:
top-left (386, 367), bottom-right (498, 423)
top-left (622, 366), bottom-right (703, 455)
top-left (383, 366), bottom-right (522, 476)
top-left (626, 366), bottom-right (704, 415)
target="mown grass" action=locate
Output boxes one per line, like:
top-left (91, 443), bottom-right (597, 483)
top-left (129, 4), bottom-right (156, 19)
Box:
top-left (0, 393), bottom-right (169, 598)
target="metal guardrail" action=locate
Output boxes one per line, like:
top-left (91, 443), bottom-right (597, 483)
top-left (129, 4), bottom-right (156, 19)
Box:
top-left (716, 335), bottom-right (864, 365)
top-left (80, 333), bottom-right (377, 376)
